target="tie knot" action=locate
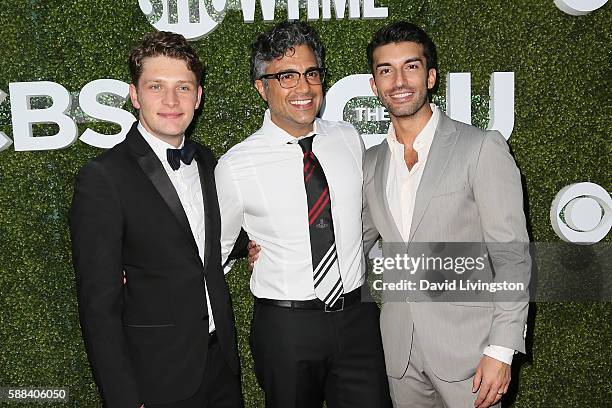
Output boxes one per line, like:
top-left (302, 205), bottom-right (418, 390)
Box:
top-left (167, 143), bottom-right (197, 171)
top-left (298, 136), bottom-right (315, 153)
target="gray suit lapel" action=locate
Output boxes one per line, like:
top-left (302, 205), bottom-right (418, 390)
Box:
top-left (374, 140), bottom-right (404, 242)
top-left (409, 113), bottom-right (460, 241)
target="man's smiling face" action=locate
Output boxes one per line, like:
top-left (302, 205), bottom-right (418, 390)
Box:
top-left (370, 41), bottom-right (436, 119)
top-left (129, 55), bottom-right (202, 146)
top-left (255, 44), bottom-right (323, 137)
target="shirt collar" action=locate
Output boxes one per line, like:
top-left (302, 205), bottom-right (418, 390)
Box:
top-left (138, 122), bottom-right (185, 166)
top-left (260, 109), bottom-right (328, 146)
top-left (386, 103), bottom-right (440, 154)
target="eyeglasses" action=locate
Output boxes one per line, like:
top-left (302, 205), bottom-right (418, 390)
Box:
top-left (259, 67), bottom-right (326, 89)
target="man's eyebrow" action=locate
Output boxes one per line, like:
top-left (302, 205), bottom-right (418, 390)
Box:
top-left (274, 69), bottom-right (300, 74)
top-left (277, 67), bottom-right (319, 74)
top-left (403, 57), bottom-right (423, 64)
top-left (141, 79), bottom-right (195, 84)
top-left (375, 57), bottom-right (423, 69)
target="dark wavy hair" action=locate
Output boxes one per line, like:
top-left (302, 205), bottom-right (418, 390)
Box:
top-left (250, 21), bottom-right (325, 84)
top-left (129, 31), bottom-right (202, 85)
top-left (366, 21), bottom-right (438, 97)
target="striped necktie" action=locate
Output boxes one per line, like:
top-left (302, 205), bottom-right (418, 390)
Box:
top-left (298, 136), bottom-right (343, 306)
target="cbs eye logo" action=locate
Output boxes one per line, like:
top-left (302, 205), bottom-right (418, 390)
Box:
top-left (554, 0), bottom-right (608, 15)
top-left (551, 183), bottom-right (612, 244)
top-left (138, 0), bottom-right (226, 41)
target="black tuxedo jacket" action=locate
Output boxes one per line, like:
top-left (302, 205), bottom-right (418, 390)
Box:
top-left (70, 123), bottom-right (246, 407)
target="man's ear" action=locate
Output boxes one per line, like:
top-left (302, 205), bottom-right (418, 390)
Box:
top-left (129, 83), bottom-right (140, 110)
top-left (254, 79), bottom-right (268, 102)
top-left (195, 85), bottom-right (203, 109)
top-left (427, 68), bottom-right (437, 90)
top-left (369, 76), bottom-right (379, 97)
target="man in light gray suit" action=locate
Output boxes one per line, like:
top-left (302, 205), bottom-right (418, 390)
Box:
top-left (363, 22), bottom-right (530, 408)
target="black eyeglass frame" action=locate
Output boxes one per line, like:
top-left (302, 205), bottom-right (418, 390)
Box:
top-left (258, 67), bottom-right (327, 88)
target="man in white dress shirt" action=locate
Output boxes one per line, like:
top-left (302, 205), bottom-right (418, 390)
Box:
top-left (215, 21), bottom-right (391, 408)
top-left (362, 22), bottom-right (530, 408)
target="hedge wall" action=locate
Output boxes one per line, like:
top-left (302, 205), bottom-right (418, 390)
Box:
top-left (0, 0), bottom-right (610, 406)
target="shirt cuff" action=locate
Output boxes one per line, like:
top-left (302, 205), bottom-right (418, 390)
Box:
top-left (483, 345), bottom-right (515, 365)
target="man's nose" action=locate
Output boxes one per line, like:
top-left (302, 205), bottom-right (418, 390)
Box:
top-left (393, 71), bottom-right (407, 88)
top-left (294, 73), bottom-right (311, 93)
top-left (163, 89), bottom-right (179, 107)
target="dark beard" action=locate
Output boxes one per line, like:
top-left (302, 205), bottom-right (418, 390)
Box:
top-left (384, 90), bottom-right (428, 118)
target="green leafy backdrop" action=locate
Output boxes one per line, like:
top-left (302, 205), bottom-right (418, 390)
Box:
top-left (0, 1), bottom-right (610, 406)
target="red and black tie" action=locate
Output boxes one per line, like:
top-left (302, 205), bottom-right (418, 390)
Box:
top-left (298, 136), bottom-right (343, 306)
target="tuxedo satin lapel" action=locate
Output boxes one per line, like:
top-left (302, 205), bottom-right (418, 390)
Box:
top-left (409, 114), bottom-right (459, 241)
top-left (136, 153), bottom-right (197, 247)
top-left (194, 145), bottom-right (213, 275)
top-left (374, 140), bottom-right (404, 243)
top-left (126, 124), bottom-right (197, 250)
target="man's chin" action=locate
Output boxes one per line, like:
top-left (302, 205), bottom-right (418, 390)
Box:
top-left (387, 102), bottom-right (427, 118)
top-left (291, 114), bottom-right (318, 127)
top-left (161, 126), bottom-right (188, 137)
top-left (151, 130), bottom-right (186, 142)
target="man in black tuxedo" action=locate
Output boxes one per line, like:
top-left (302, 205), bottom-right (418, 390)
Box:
top-left (70, 31), bottom-right (244, 408)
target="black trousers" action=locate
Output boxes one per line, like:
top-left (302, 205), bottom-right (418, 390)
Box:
top-left (148, 338), bottom-right (243, 408)
top-left (250, 300), bottom-right (392, 408)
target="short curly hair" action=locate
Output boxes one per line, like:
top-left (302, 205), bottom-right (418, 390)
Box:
top-left (250, 21), bottom-right (325, 84)
top-left (129, 31), bottom-right (202, 85)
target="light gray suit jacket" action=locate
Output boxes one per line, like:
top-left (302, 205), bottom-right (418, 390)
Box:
top-left (363, 112), bottom-right (530, 382)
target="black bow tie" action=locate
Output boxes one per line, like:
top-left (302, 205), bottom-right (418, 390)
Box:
top-left (166, 143), bottom-right (197, 171)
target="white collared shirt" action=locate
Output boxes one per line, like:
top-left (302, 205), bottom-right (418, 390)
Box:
top-left (383, 107), bottom-right (514, 365)
top-left (386, 104), bottom-right (439, 241)
top-left (215, 110), bottom-right (365, 300)
top-left (138, 123), bottom-right (215, 333)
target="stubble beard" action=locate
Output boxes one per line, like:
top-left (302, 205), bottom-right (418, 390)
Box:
top-left (383, 88), bottom-right (429, 119)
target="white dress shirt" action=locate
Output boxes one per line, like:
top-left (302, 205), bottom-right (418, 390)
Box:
top-left (386, 105), bottom-right (439, 241)
top-left (139, 123), bottom-right (215, 333)
top-left (384, 106), bottom-right (514, 365)
top-left (215, 110), bottom-right (365, 300)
